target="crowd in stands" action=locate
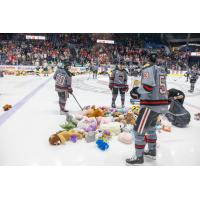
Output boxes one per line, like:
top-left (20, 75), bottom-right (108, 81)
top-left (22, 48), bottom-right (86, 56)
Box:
top-left (0, 34), bottom-right (195, 70)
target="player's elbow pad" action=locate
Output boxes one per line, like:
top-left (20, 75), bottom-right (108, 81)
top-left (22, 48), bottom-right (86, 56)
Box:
top-left (143, 84), bottom-right (153, 92)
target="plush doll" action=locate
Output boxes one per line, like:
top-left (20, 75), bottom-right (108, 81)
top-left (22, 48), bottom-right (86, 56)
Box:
top-left (99, 122), bottom-right (123, 136)
top-left (85, 131), bottom-right (97, 143)
top-left (112, 111), bottom-right (121, 118)
top-left (162, 125), bottom-right (171, 132)
top-left (77, 117), bottom-right (97, 132)
top-left (194, 113), bottom-right (200, 120)
top-left (59, 120), bottom-right (77, 131)
top-left (114, 115), bottom-right (125, 123)
top-left (95, 130), bottom-right (111, 142)
top-left (3, 104), bottom-right (12, 111)
top-left (86, 107), bottom-right (105, 118)
top-left (132, 105), bottom-right (140, 115)
top-left (132, 79), bottom-right (140, 87)
top-left (96, 139), bottom-right (109, 151)
top-left (49, 129), bottom-right (84, 145)
top-left (120, 112), bottom-right (136, 125)
top-left (99, 117), bottom-right (114, 125)
top-left (118, 132), bottom-right (133, 144)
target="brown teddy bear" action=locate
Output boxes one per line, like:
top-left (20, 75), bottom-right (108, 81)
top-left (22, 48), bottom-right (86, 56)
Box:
top-left (49, 130), bottom-right (84, 145)
top-left (112, 111), bottom-right (121, 118)
top-left (3, 104), bottom-right (12, 111)
top-left (114, 115), bottom-right (124, 122)
top-left (85, 107), bottom-right (105, 118)
top-left (122, 112), bottom-right (136, 125)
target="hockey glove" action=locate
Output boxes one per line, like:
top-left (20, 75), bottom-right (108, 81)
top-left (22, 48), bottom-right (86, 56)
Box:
top-left (130, 87), bottom-right (141, 99)
top-left (109, 84), bottom-right (113, 90)
top-left (121, 85), bottom-right (129, 92)
top-left (68, 87), bottom-right (73, 94)
top-left (123, 85), bottom-right (129, 92)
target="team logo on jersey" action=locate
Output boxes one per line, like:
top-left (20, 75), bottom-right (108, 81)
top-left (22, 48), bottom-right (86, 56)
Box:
top-left (143, 72), bottom-right (149, 79)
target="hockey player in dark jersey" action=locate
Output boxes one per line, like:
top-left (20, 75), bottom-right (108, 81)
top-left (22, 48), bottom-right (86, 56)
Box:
top-left (188, 66), bottom-right (199, 93)
top-left (53, 61), bottom-right (73, 115)
top-left (126, 53), bottom-right (168, 165)
top-left (35, 66), bottom-right (40, 76)
top-left (109, 60), bottom-right (129, 108)
top-left (184, 70), bottom-right (190, 82)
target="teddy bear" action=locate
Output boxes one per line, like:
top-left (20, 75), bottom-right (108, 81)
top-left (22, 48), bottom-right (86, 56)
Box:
top-left (49, 129), bottom-right (84, 145)
top-left (3, 104), bottom-right (12, 111)
top-left (84, 106), bottom-right (105, 118)
top-left (112, 111), bottom-right (121, 118)
top-left (121, 112), bottom-right (136, 125)
top-left (114, 115), bottom-right (125, 123)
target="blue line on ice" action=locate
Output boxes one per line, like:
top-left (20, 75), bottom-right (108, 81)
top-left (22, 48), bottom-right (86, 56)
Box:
top-left (0, 77), bottom-right (52, 127)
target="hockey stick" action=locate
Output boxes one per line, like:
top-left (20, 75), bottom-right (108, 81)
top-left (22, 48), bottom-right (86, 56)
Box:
top-left (71, 93), bottom-right (83, 111)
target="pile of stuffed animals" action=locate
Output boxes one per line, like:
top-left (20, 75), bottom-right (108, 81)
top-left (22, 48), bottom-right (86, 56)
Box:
top-left (49, 105), bottom-right (172, 149)
top-left (49, 105), bottom-right (138, 148)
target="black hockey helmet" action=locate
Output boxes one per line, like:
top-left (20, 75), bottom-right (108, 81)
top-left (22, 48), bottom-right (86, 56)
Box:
top-left (148, 52), bottom-right (157, 63)
top-left (119, 59), bottom-right (125, 65)
top-left (63, 60), bottom-right (71, 68)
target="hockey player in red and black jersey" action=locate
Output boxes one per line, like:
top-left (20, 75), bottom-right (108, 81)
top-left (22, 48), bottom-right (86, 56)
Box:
top-left (126, 53), bottom-right (168, 165)
top-left (109, 60), bottom-right (129, 108)
top-left (53, 61), bottom-right (73, 115)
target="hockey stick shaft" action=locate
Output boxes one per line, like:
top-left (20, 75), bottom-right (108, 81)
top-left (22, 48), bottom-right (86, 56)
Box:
top-left (71, 93), bottom-right (83, 111)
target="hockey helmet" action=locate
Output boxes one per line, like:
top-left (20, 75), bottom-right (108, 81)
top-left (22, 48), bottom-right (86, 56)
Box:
top-left (148, 52), bottom-right (157, 63)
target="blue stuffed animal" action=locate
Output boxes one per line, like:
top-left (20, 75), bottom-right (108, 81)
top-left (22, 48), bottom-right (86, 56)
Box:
top-left (96, 139), bottom-right (109, 151)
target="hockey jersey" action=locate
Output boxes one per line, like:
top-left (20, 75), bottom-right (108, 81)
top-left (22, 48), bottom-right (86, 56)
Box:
top-left (53, 68), bottom-right (72, 92)
top-left (190, 71), bottom-right (199, 83)
top-left (137, 64), bottom-right (168, 114)
top-left (109, 67), bottom-right (128, 88)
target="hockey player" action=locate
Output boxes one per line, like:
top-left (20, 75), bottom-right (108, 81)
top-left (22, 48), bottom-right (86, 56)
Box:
top-left (109, 60), bottom-right (129, 108)
top-left (126, 53), bottom-right (168, 165)
top-left (92, 64), bottom-right (98, 79)
top-left (0, 69), bottom-right (4, 77)
top-left (35, 66), bottom-right (40, 76)
top-left (43, 61), bottom-right (49, 77)
top-left (53, 61), bottom-right (73, 115)
top-left (188, 66), bottom-right (199, 93)
top-left (184, 70), bottom-right (190, 82)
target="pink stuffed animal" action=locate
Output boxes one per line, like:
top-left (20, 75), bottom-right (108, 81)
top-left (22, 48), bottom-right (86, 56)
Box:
top-left (118, 132), bottom-right (133, 144)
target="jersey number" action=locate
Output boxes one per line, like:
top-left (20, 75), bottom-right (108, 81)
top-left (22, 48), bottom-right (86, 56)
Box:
top-left (159, 75), bottom-right (167, 94)
top-left (56, 74), bottom-right (66, 86)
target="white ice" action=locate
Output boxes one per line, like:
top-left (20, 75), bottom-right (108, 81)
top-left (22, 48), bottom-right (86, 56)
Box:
top-left (0, 73), bottom-right (200, 165)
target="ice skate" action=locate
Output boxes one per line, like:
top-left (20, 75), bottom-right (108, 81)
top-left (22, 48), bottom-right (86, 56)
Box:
top-left (126, 156), bottom-right (144, 165)
top-left (111, 102), bottom-right (116, 108)
top-left (60, 109), bottom-right (69, 115)
top-left (144, 149), bottom-right (156, 160)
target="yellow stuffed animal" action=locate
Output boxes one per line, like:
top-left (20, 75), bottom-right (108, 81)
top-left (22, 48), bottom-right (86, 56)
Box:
top-left (85, 106), bottom-right (105, 118)
top-left (49, 130), bottom-right (84, 145)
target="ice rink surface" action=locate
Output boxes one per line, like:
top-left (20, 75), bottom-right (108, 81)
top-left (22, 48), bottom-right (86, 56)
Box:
top-left (0, 73), bottom-right (200, 166)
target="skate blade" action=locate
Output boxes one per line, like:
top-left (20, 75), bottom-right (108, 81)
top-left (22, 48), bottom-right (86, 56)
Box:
top-left (125, 162), bottom-right (143, 166)
top-left (144, 155), bottom-right (156, 160)
top-left (60, 111), bottom-right (69, 115)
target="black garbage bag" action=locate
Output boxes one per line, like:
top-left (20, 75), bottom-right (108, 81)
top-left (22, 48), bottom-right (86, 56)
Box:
top-left (165, 100), bottom-right (191, 128)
